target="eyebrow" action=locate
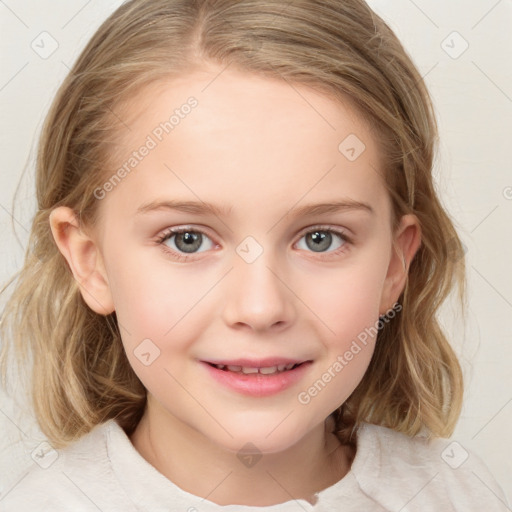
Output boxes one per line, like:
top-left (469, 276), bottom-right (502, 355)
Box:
top-left (135, 198), bottom-right (374, 218)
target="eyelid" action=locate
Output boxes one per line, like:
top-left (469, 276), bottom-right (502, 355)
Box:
top-left (296, 223), bottom-right (352, 239)
top-left (156, 225), bottom-right (218, 245)
top-left (157, 223), bottom-right (212, 235)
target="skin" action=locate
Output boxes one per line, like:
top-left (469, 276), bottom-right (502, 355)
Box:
top-left (50, 65), bottom-right (421, 506)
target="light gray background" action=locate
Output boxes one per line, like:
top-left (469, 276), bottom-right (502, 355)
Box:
top-left (1, 0), bottom-right (511, 504)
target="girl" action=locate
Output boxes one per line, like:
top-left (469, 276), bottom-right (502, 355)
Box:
top-left (0, 0), bottom-right (508, 510)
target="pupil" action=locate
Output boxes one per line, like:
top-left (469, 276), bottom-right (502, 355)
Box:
top-left (307, 231), bottom-right (331, 252)
top-left (177, 232), bottom-right (201, 253)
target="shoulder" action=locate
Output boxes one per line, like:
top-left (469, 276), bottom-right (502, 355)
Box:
top-left (0, 420), bottom-right (135, 512)
top-left (351, 422), bottom-right (509, 512)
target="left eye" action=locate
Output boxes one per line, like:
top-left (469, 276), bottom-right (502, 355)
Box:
top-left (296, 229), bottom-right (348, 253)
top-left (159, 228), bottom-right (215, 254)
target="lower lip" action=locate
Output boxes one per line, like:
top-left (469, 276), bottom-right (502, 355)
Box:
top-left (200, 361), bottom-right (312, 397)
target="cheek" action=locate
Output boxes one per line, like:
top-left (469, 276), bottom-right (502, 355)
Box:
top-left (306, 258), bottom-right (387, 341)
top-left (106, 255), bottom-right (209, 395)
top-left (106, 247), bottom-right (213, 337)
top-left (296, 254), bottom-right (389, 404)
top-left (297, 268), bottom-right (384, 412)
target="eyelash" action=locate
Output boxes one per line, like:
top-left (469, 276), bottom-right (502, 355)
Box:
top-left (155, 225), bottom-right (352, 262)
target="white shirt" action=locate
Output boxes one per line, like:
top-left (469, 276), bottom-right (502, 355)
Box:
top-left (0, 419), bottom-right (508, 511)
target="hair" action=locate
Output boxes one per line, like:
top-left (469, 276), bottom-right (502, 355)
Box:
top-left (0, 0), bottom-right (466, 449)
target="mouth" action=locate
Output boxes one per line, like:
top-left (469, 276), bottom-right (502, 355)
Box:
top-left (200, 359), bottom-right (313, 396)
top-left (204, 361), bottom-right (307, 375)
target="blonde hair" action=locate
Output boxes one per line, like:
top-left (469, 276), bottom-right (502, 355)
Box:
top-left (0, 0), bottom-right (466, 448)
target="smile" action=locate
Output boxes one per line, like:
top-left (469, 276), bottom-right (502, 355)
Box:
top-left (208, 362), bottom-right (302, 374)
top-left (200, 360), bottom-right (312, 397)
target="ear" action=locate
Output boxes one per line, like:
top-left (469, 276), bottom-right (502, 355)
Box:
top-left (49, 206), bottom-right (115, 315)
top-left (379, 214), bottom-right (421, 316)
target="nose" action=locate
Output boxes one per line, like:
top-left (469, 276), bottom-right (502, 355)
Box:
top-left (221, 247), bottom-right (296, 333)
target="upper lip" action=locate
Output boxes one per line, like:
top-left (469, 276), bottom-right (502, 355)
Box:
top-left (201, 357), bottom-right (311, 368)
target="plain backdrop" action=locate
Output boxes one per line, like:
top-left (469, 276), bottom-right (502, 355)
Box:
top-left (1, 0), bottom-right (511, 504)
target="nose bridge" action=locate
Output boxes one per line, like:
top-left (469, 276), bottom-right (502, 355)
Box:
top-left (222, 235), bottom-right (294, 330)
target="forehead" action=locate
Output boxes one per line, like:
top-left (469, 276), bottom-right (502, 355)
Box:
top-left (101, 66), bottom-right (390, 224)
top-left (117, 67), bottom-right (372, 155)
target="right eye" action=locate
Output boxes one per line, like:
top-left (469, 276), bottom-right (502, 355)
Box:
top-left (156, 227), bottom-right (217, 260)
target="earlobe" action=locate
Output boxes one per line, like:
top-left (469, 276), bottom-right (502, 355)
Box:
top-left (49, 206), bottom-right (115, 315)
top-left (379, 214), bottom-right (422, 316)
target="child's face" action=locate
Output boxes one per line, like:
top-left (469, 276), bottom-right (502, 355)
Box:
top-left (84, 66), bottom-right (419, 453)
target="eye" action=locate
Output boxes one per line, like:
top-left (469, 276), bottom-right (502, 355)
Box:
top-left (295, 226), bottom-right (351, 256)
top-left (157, 227), bottom-right (215, 259)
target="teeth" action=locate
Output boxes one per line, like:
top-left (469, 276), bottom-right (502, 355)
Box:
top-left (241, 367), bottom-right (259, 374)
top-left (212, 363), bottom-right (301, 374)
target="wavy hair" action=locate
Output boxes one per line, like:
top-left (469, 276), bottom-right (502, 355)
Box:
top-left (0, 0), bottom-right (466, 448)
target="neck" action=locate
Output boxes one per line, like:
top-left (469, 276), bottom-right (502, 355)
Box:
top-left (129, 397), bottom-right (355, 506)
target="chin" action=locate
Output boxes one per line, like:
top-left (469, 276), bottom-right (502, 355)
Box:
top-left (206, 415), bottom-right (311, 455)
